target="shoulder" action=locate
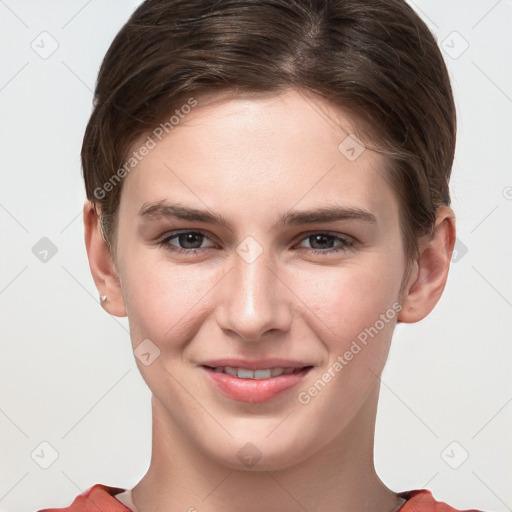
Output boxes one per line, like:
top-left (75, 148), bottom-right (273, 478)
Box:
top-left (399, 489), bottom-right (487, 512)
top-left (36, 484), bottom-right (130, 512)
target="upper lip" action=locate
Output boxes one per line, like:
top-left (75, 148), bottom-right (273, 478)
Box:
top-left (200, 358), bottom-right (314, 370)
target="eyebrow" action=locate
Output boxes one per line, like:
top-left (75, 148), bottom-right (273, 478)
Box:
top-left (138, 200), bottom-right (377, 230)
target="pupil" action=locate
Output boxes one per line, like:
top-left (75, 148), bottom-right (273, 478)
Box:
top-left (180, 233), bottom-right (202, 249)
top-left (311, 234), bottom-right (332, 249)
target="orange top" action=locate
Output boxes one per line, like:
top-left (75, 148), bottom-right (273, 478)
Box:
top-left (36, 484), bottom-right (485, 512)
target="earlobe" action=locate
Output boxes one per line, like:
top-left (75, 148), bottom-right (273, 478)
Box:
top-left (397, 206), bottom-right (456, 323)
top-left (83, 201), bottom-right (127, 317)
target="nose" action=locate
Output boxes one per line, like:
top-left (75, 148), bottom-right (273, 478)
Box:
top-left (215, 243), bottom-right (293, 342)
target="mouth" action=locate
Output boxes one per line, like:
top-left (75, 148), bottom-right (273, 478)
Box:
top-left (200, 364), bottom-right (314, 403)
top-left (203, 365), bottom-right (309, 379)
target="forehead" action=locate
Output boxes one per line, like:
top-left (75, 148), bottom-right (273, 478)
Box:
top-left (119, 88), bottom-right (399, 227)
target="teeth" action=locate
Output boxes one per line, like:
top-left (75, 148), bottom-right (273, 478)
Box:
top-left (254, 369), bottom-right (272, 379)
top-left (213, 366), bottom-right (301, 379)
top-left (224, 366), bottom-right (238, 377)
top-left (238, 368), bottom-right (256, 379)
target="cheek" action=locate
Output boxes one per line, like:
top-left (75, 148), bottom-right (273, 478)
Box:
top-left (120, 253), bottom-right (218, 345)
top-left (295, 258), bottom-right (402, 339)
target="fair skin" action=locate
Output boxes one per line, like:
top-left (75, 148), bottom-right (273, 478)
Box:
top-left (84, 88), bottom-right (455, 512)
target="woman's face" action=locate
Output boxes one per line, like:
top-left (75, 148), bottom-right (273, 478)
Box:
top-left (115, 88), bottom-right (408, 469)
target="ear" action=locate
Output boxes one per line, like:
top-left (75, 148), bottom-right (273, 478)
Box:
top-left (398, 206), bottom-right (456, 323)
top-left (83, 201), bottom-right (127, 317)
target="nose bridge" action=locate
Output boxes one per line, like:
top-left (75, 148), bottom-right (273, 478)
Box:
top-left (217, 236), bottom-right (291, 341)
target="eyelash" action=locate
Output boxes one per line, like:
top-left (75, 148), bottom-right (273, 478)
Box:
top-left (158, 230), bottom-right (354, 256)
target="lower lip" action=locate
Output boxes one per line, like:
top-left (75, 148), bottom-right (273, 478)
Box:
top-left (201, 366), bottom-right (312, 403)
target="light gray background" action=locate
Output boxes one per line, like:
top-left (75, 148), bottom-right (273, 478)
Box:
top-left (0, 1), bottom-right (511, 511)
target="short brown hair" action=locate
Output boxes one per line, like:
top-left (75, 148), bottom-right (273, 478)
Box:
top-left (81, 0), bottom-right (456, 261)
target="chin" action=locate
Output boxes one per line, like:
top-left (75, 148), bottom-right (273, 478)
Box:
top-left (203, 433), bottom-right (314, 472)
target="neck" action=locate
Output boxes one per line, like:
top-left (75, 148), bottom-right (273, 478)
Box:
top-left (131, 384), bottom-right (402, 512)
